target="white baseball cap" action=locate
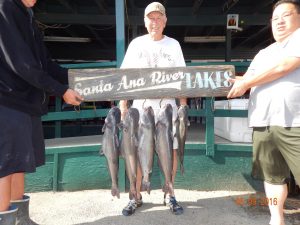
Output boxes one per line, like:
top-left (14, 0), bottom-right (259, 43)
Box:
top-left (144, 2), bottom-right (166, 16)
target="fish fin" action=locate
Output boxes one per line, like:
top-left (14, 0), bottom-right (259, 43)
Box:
top-left (138, 127), bottom-right (143, 138)
top-left (174, 118), bottom-right (179, 134)
top-left (117, 121), bottom-right (124, 130)
top-left (173, 129), bottom-right (178, 139)
top-left (114, 134), bottom-right (120, 149)
top-left (187, 120), bottom-right (191, 127)
top-left (175, 114), bottom-right (179, 122)
top-left (101, 124), bottom-right (106, 132)
top-left (99, 148), bottom-right (104, 156)
top-left (133, 135), bottom-right (139, 147)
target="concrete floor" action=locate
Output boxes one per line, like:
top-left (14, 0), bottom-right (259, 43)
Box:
top-left (28, 189), bottom-right (300, 225)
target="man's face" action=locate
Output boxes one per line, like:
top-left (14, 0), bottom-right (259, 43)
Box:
top-left (271, 3), bottom-right (300, 42)
top-left (21, 0), bottom-right (37, 8)
top-left (144, 11), bottom-right (167, 40)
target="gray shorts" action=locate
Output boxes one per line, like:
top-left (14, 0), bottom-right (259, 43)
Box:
top-left (0, 105), bottom-right (45, 178)
top-left (252, 126), bottom-right (300, 185)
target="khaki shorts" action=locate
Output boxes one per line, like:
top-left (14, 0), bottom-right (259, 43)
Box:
top-left (252, 126), bottom-right (300, 185)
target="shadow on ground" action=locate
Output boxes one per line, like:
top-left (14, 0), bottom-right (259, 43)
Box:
top-left (74, 194), bottom-right (277, 225)
top-left (30, 190), bottom-right (300, 225)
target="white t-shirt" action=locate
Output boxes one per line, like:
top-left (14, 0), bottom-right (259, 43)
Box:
top-left (120, 34), bottom-right (186, 122)
top-left (121, 34), bottom-right (185, 149)
top-left (248, 28), bottom-right (300, 127)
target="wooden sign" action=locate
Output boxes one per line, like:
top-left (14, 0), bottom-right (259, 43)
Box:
top-left (68, 65), bottom-right (235, 101)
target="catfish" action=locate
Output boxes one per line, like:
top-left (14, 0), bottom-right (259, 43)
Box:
top-left (101, 106), bottom-right (121, 198)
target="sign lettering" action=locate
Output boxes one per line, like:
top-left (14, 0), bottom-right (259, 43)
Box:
top-left (68, 66), bottom-right (235, 101)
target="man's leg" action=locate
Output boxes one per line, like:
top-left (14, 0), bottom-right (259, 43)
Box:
top-left (264, 182), bottom-right (287, 225)
top-left (0, 175), bottom-right (12, 211)
top-left (11, 173), bottom-right (25, 201)
top-left (10, 173), bottom-right (39, 225)
top-left (252, 127), bottom-right (289, 225)
top-left (0, 177), bottom-right (18, 225)
top-left (166, 149), bottom-right (183, 215)
top-left (122, 162), bottom-right (142, 216)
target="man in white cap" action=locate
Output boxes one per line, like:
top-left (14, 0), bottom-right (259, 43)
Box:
top-left (120, 1), bottom-right (186, 216)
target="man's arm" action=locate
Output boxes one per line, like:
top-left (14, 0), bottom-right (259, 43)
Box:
top-left (0, 5), bottom-right (66, 97)
top-left (227, 56), bottom-right (300, 98)
top-left (47, 56), bottom-right (69, 85)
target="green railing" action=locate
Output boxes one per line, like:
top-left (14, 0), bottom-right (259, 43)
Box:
top-left (40, 62), bottom-right (252, 191)
top-left (42, 61), bottom-right (252, 154)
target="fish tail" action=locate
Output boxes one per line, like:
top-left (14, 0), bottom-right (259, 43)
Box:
top-left (99, 149), bottom-right (104, 156)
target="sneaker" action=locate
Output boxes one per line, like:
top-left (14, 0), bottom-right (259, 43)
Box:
top-left (122, 200), bottom-right (137, 216)
top-left (136, 196), bottom-right (143, 208)
top-left (168, 196), bottom-right (184, 215)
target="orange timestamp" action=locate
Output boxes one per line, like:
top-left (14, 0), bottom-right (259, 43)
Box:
top-left (234, 196), bottom-right (278, 207)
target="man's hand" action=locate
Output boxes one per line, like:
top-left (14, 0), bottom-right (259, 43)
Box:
top-left (227, 77), bottom-right (249, 99)
top-left (63, 89), bottom-right (84, 106)
top-left (179, 98), bottom-right (187, 106)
